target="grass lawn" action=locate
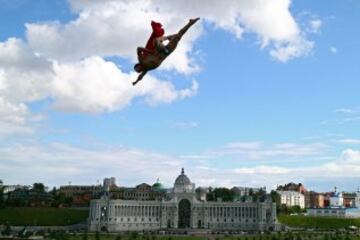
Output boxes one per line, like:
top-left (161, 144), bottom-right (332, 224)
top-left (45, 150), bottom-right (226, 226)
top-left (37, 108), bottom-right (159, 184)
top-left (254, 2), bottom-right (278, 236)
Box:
top-left (0, 207), bottom-right (88, 226)
top-left (67, 234), bottom-right (360, 240)
top-left (222, 235), bottom-right (360, 240)
top-left (278, 214), bottom-right (360, 229)
top-left (68, 236), bottom-right (205, 240)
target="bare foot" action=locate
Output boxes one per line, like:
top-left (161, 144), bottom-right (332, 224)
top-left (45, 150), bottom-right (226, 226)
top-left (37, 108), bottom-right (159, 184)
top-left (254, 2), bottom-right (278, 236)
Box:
top-left (190, 17), bottom-right (200, 24)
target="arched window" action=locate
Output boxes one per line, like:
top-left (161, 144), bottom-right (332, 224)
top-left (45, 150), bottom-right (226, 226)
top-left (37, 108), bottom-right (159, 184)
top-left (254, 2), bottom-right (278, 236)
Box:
top-left (178, 199), bottom-right (191, 228)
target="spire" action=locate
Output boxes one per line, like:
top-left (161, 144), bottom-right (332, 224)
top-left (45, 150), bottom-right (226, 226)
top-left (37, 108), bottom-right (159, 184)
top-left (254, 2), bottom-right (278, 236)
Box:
top-left (181, 168), bottom-right (185, 175)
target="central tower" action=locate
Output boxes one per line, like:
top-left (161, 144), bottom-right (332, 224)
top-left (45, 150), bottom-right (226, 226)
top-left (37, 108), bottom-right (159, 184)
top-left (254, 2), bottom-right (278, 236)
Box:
top-left (173, 168), bottom-right (195, 193)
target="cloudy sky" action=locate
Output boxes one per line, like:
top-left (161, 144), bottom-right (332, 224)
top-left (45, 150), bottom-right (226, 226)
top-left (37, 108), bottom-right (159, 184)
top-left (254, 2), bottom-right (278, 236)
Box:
top-left (0, 0), bottom-right (360, 192)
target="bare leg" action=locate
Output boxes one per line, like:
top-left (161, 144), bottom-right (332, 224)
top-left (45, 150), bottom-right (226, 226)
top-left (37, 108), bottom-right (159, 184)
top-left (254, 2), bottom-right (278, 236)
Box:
top-left (166, 18), bottom-right (200, 52)
top-left (177, 18), bottom-right (200, 38)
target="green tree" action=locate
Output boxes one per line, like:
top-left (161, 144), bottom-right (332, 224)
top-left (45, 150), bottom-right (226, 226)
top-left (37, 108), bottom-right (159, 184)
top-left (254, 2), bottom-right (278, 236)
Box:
top-left (270, 190), bottom-right (281, 212)
top-left (52, 192), bottom-right (72, 207)
top-left (279, 204), bottom-right (289, 214)
top-left (215, 188), bottom-right (236, 201)
top-left (206, 187), bottom-right (236, 201)
top-left (143, 233), bottom-right (150, 240)
top-left (95, 231), bottom-right (100, 240)
top-left (288, 205), bottom-right (302, 214)
top-left (116, 235), bottom-right (122, 240)
top-left (0, 184), bottom-right (5, 208)
top-left (129, 231), bottom-right (138, 240)
top-left (33, 183), bottom-right (45, 192)
top-left (256, 188), bottom-right (267, 202)
top-left (50, 187), bottom-right (57, 196)
top-left (249, 188), bottom-right (254, 196)
top-left (206, 187), bottom-right (215, 201)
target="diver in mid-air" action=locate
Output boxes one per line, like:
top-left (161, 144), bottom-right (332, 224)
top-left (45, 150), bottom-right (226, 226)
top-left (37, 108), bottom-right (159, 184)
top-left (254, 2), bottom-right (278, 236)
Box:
top-left (133, 18), bottom-right (200, 86)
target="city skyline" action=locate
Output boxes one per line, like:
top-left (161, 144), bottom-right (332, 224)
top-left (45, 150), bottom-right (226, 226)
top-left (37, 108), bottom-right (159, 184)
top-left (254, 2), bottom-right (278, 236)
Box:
top-left (0, 0), bottom-right (360, 191)
top-left (1, 168), bottom-right (359, 194)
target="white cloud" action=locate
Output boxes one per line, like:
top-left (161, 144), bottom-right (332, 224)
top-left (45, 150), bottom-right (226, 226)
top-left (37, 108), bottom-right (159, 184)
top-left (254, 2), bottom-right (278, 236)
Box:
top-left (270, 37), bottom-right (314, 62)
top-left (26, 0), bottom-right (315, 67)
top-left (0, 38), bottom-right (53, 103)
top-left (0, 97), bottom-right (35, 138)
top-left (330, 47), bottom-right (337, 54)
top-left (206, 141), bottom-right (327, 160)
top-left (339, 149), bottom-right (360, 164)
top-left (233, 165), bottom-right (290, 175)
top-left (330, 107), bottom-right (360, 125)
top-left (51, 56), bottom-right (197, 113)
top-left (0, 142), bottom-right (185, 186)
top-left (309, 19), bottom-right (322, 33)
top-left (0, 3), bottom-right (203, 138)
top-left (341, 117), bottom-right (360, 123)
top-left (1, 140), bottom-right (359, 191)
top-left (198, 148), bottom-right (360, 189)
top-left (26, 1), bottom-right (202, 74)
top-left (0, 37), bottom-right (198, 133)
top-left (334, 107), bottom-right (360, 114)
top-left (0, 97), bottom-right (28, 125)
top-left (1, 0), bottom-right (318, 137)
top-left (0, 38), bottom-right (54, 137)
top-left (173, 121), bottom-right (198, 129)
top-left (144, 80), bottom-right (198, 106)
top-left (0, 121), bottom-right (34, 138)
top-left (337, 139), bottom-right (360, 145)
top-left (225, 141), bottom-right (262, 150)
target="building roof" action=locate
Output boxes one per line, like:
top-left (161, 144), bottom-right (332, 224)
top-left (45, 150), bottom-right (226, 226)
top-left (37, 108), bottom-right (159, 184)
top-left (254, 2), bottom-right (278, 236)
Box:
top-left (277, 182), bottom-right (306, 193)
top-left (174, 168), bottom-right (191, 186)
top-left (152, 179), bottom-right (164, 190)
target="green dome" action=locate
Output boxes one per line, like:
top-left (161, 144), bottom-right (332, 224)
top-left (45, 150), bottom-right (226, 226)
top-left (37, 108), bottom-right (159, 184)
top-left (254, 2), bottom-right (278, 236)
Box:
top-left (152, 179), bottom-right (163, 190)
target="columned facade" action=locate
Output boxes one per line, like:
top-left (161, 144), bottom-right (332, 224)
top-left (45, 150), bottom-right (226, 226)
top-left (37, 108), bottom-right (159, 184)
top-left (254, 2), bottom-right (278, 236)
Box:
top-left (88, 168), bottom-right (278, 232)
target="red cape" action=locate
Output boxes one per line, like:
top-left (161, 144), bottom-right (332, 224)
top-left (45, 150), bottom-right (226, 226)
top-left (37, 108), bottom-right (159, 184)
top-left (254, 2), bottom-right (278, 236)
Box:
top-left (145, 21), bottom-right (165, 51)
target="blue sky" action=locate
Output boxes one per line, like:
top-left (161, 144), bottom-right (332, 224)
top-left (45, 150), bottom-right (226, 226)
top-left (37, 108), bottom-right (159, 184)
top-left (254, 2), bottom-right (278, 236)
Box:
top-left (0, 0), bottom-right (360, 192)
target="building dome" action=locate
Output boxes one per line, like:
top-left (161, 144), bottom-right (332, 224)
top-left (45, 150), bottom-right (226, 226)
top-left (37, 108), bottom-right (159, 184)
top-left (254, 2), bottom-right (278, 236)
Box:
top-left (152, 179), bottom-right (164, 190)
top-left (174, 168), bottom-right (191, 186)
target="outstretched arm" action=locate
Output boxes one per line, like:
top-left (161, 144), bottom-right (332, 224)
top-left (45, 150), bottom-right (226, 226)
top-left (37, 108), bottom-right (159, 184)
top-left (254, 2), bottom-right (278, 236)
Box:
top-left (133, 71), bottom-right (148, 86)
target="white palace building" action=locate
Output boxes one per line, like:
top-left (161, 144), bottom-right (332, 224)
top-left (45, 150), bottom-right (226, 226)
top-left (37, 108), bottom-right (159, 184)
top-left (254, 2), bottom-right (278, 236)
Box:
top-left (88, 169), bottom-right (278, 232)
